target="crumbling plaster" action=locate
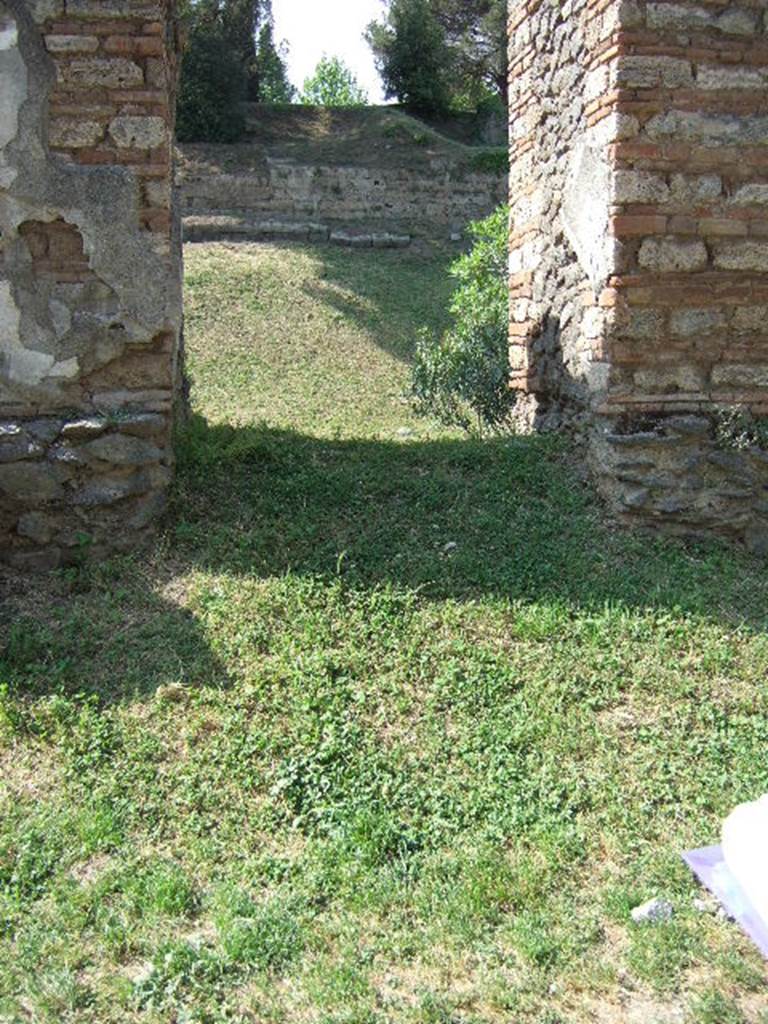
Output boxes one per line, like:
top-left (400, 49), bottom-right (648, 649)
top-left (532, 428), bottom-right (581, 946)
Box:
top-left (0, 0), bottom-right (180, 413)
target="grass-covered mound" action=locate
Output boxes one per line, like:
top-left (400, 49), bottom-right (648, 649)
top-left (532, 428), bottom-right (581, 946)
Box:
top-left (178, 103), bottom-right (508, 177)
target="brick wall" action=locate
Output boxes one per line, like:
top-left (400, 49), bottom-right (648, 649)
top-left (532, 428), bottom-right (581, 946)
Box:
top-left (509, 0), bottom-right (768, 552)
top-left (0, 0), bottom-right (182, 570)
top-left (45, 8), bottom-right (175, 236)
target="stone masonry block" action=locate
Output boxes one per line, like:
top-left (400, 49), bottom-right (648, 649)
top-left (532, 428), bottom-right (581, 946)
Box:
top-left (713, 242), bottom-right (768, 272)
top-left (614, 56), bottom-right (693, 90)
top-left (45, 34), bottom-right (99, 52)
top-left (65, 0), bottom-right (164, 19)
top-left (669, 309), bottom-right (726, 337)
top-left (109, 115), bottom-right (167, 149)
top-left (638, 238), bottom-right (708, 273)
top-left (49, 118), bottom-right (104, 148)
top-left (58, 57), bottom-right (144, 89)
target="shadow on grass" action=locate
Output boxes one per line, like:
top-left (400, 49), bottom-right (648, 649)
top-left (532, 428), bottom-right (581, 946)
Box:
top-left (170, 415), bottom-right (768, 630)
top-left (3, 414), bottom-right (766, 710)
top-left (0, 558), bottom-right (233, 705)
top-left (7, 403), bottom-right (768, 769)
top-left (300, 244), bottom-right (456, 365)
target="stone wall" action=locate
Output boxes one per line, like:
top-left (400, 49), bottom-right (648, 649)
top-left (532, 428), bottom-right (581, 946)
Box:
top-left (508, 0), bottom-right (598, 427)
top-left (509, 0), bottom-right (768, 551)
top-left (178, 150), bottom-right (508, 243)
top-left (5, 0), bottom-right (767, 568)
top-left (0, 0), bottom-right (182, 569)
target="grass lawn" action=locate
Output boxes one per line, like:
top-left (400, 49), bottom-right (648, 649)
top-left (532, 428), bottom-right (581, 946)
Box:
top-left (1, 241), bottom-right (768, 1023)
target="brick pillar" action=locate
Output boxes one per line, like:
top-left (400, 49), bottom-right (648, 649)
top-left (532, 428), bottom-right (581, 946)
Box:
top-left (509, 0), bottom-right (768, 552)
top-left (0, 0), bottom-right (182, 569)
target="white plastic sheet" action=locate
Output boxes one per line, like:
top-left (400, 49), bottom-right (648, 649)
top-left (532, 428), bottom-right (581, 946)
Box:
top-left (722, 795), bottom-right (768, 929)
top-left (684, 794), bottom-right (768, 959)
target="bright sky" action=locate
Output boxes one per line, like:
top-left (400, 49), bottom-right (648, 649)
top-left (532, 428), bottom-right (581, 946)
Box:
top-left (272, 0), bottom-right (387, 103)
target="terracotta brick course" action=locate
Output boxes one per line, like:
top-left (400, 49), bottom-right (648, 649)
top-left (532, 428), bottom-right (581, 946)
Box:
top-left (509, 0), bottom-right (768, 550)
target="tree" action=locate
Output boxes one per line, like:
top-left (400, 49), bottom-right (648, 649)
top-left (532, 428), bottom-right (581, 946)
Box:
top-left (433, 0), bottom-right (508, 111)
top-left (299, 56), bottom-right (368, 108)
top-left (366, 0), bottom-right (507, 114)
top-left (184, 0), bottom-right (264, 72)
top-left (177, 0), bottom-right (294, 140)
top-left (176, 20), bottom-right (247, 142)
top-left (365, 0), bottom-right (451, 114)
top-left (176, 0), bottom-right (264, 142)
top-left (252, 20), bottom-right (295, 104)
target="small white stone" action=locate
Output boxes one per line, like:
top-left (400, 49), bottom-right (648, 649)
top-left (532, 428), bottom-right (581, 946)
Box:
top-left (631, 897), bottom-right (674, 924)
top-left (128, 961), bottom-right (155, 986)
top-left (693, 895), bottom-right (719, 915)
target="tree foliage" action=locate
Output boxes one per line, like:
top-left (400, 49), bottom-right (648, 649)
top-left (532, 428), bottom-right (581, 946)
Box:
top-left (252, 20), bottom-right (295, 104)
top-left (299, 56), bottom-right (368, 108)
top-left (411, 206), bottom-right (513, 433)
top-left (366, 0), bottom-right (451, 114)
top-left (176, 20), bottom-right (247, 142)
top-left (433, 0), bottom-right (508, 110)
top-left (366, 0), bottom-right (507, 113)
top-left (183, 0), bottom-right (263, 70)
top-left (177, 0), bottom-right (295, 141)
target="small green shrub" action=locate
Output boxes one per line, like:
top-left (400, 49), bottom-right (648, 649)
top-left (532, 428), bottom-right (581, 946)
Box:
top-left (0, 811), bottom-right (66, 902)
top-left (176, 25), bottom-right (246, 144)
top-left (410, 204), bottom-right (513, 433)
top-left (690, 989), bottom-right (745, 1024)
top-left (133, 940), bottom-right (228, 1011)
top-left (123, 859), bottom-right (200, 918)
top-left (218, 897), bottom-right (304, 971)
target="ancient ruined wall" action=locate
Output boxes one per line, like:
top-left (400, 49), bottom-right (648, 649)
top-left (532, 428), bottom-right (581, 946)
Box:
top-left (509, 0), bottom-right (768, 552)
top-left (0, 0), bottom-right (181, 569)
top-left (508, 0), bottom-right (602, 429)
top-left (178, 152), bottom-right (508, 243)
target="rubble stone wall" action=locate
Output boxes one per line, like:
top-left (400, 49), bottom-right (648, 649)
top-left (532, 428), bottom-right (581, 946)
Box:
top-left (508, 0), bottom-right (599, 426)
top-left (177, 151), bottom-right (508, 242)
top-left (0, 0), bottom-right (182, 570)
top-left (509, 0), bottom-right (768, 551)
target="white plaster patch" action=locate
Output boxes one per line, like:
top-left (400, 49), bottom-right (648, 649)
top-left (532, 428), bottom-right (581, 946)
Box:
top-left (0, 7), bottom-right (27, 188)
top-left (562, 136), bottom-right (615, 296)
top-left (29, 0), bottom-right (65, 24)
top-left (48, 356), bottom-right (79, 379)
top-left (0, 280), bottom-right (21, 348)
top-left (0, 280), bottom-right (55, 384)
top-left (49, 298), bottom-right (72, 339)
top-left (0, 19), bottom-right (17, 49)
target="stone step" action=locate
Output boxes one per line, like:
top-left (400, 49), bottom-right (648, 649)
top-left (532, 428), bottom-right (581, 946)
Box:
top-left (182, 215), bottom-right (411, 249)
